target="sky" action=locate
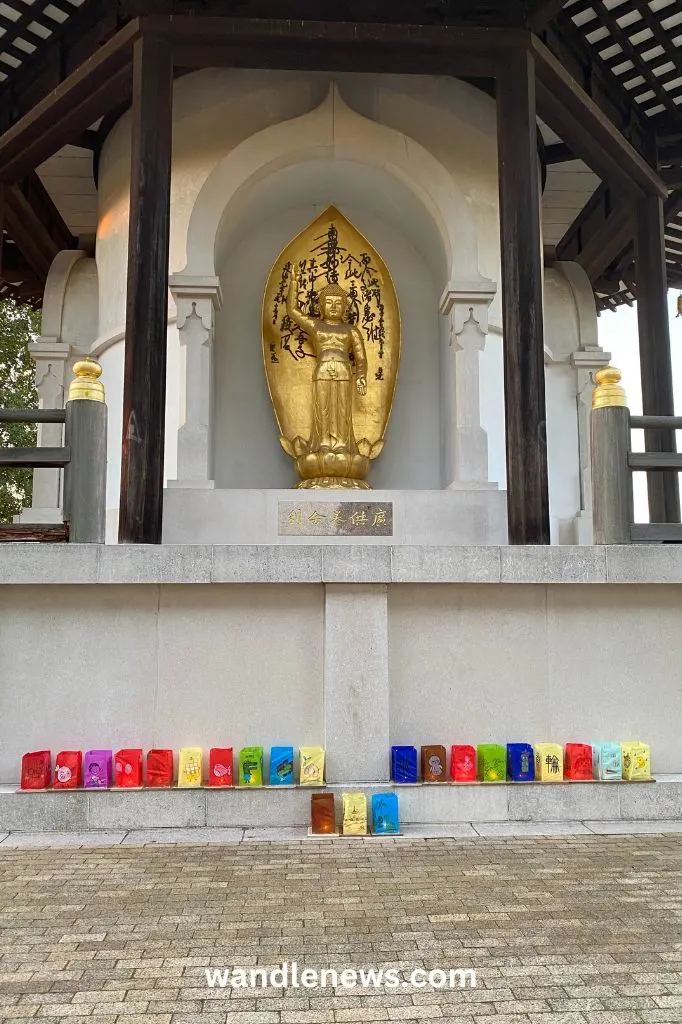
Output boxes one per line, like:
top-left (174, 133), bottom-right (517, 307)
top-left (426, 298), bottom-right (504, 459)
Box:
top-left (597, 289), bottom-right (682, 522)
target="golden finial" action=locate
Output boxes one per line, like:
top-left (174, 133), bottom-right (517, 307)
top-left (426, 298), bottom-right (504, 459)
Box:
top-left (592, 366), bottom-right (627, 410)
top-left (68, 357), bottom-right (105, 403)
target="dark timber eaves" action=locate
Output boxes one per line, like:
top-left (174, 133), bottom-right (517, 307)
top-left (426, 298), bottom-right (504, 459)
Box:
top-left (0, 0), bottom-right (680, 310)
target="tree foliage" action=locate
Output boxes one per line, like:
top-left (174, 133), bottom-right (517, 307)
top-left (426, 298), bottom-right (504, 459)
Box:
top-left (0, 299), bottom-right (41, 524)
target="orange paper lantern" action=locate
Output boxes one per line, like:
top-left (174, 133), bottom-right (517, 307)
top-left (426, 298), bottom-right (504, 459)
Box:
top-left (311, 793), bottom-right (336, 834)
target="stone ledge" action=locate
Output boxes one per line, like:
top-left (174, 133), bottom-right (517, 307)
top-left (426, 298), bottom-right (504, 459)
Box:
top-left (1, 778), bottom-right (679, 830)
top-left (1, 543), bottom-right (682, 585)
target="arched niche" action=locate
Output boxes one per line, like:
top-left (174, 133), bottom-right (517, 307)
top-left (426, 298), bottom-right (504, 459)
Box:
top-left (172, 84), bottom-right (494, 491)
top-left (213, 158), bottom-right (446, 489)
top-left (181, 84), bottom-right (486, 286)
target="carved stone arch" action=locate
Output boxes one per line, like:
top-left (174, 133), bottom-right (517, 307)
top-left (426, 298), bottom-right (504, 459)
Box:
top-left (179, 84), bottom-right (488, 287)
top-left (171, 81), bottom-right (498, 493)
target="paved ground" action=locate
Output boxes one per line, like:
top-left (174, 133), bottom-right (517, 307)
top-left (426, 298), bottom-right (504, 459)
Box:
top-left (4, 821), bottom-right (682, 848)
top-left (1, 834), bottom-right (682, 1023)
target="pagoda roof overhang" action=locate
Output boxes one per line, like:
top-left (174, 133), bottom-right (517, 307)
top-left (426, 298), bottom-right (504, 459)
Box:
top-left (0, 1), bottom-right (679, 311)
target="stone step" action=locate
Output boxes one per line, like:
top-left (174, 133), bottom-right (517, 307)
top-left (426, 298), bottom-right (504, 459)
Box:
top-left (2, 776), bottom-right (681, 832)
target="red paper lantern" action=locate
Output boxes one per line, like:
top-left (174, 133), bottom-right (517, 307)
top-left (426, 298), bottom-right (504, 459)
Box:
top-left (146, 749), bottom-right (174, 787)
top-left (450, 745), bottom-right (477, 782)
top-left (54, 751), bottom-right (82, 789)
top-left (20, 751), bottom-right (51, 790)
top-left (209, 748), bottom-right (233, 787)
top-left (115, 749), bottom-right (143, 788)
top-left (565, 743), bottom-right (593, 781)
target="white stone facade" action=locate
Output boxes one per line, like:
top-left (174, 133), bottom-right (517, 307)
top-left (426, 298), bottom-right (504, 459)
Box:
top-left (23, 69), bottom-right (606, 543)
top-left (1, 543), bottom-right (681, 783)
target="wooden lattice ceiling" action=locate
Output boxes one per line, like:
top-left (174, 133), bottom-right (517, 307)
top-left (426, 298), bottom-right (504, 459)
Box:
top-left (0, 0), bottom-right (682, 309)
top-left (554, 0), bottom-right (682, 309)
top-left (566, 0), bottom-right (682, 120)
top-left (0, 0), bottom-right (91, 85)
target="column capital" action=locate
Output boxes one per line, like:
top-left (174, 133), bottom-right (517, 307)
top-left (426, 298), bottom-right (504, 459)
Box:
top-left (570, 346), bottom-right (612, 371)
top-left (439, 278), bottom-right (497, 337)
top-left (169, 274), bottom-right (223, 333)
top-left (28, 337), bottom-right (73, 362)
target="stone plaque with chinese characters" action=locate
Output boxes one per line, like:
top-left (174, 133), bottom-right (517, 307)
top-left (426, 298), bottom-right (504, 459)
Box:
top-left (278, 501), bottom-right (393, 537)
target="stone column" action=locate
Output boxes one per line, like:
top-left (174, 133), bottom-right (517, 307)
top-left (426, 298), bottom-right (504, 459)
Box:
top-left (323, 584), bottom-right (389, 783)
top-left (571, 345), bottom-right (612, 544)
top-left (168, 274), bottom-right (222, 489)
top-left (15, 339), bottom-right (71, 523)
top-left (439, 280), bottom-right (497, 488)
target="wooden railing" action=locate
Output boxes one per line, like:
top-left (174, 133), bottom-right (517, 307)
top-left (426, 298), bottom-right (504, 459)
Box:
top-left (591, 368), bottom-right (682, 544)
top-left (0, 359), bottom-right (107, 543)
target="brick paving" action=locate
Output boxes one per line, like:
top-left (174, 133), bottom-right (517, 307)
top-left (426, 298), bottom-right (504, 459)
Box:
top-left (1, 835), bottom-right (682, 1023)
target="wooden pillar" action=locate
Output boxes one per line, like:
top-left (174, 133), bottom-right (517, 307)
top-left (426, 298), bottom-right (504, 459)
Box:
top-left (118, 32), bottom-right (173, 544)
top-left (497, 47), bottom-right (550, 544)
top-left (0, 183), bottom-right (4, 278)
top-left (635, 195), bottom-right (681, 524)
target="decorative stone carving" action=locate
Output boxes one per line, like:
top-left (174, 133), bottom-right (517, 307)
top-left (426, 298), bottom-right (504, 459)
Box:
top-left (168, 274), bottom-right (222, 489)
top-left (439, 279), bottom-right (497, 488)
top-left (571, 346), bottom-right (612, 543)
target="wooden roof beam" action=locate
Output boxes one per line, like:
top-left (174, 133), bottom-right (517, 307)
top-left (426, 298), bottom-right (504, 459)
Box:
top-left (544, 141), bottom-right (575, 165)
top-left (0, 19), bottom-right (141, 183)
top-left (0, 2), bottom-right (124, 133)
top-left (158, 15), bottom-right (520, 76)
top-left (544, 12), bottom-right (655, 161)
top-left (531, 35), bottom-right (667, 199)
top-left (4, 171), bottom-right (75, 280)
top-left (524, 0), bottom-right (566, 32)
top-left (588, 0), bottom-right (680, 120)
top-left (556, 183), bottom-right (634, 283)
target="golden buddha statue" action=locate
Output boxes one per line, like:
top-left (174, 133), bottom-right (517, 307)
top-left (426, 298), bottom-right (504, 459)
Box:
top-left (287, 265), bottom-right (367, 460)
top-left (262, 207), bottom-right (401, 489)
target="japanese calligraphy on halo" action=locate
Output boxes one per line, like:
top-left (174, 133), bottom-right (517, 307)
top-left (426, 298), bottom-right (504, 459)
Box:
top-left (262, 206), bottom-right (401, 451)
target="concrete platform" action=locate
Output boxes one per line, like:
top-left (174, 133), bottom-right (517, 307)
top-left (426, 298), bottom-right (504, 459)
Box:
top-left (4, 541), bottom-right (682, 585)
top-left (2, 777), bottom-right (681, 832)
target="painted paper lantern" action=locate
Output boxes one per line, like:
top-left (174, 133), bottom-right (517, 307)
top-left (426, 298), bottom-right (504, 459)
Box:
top-left (146, 749), bottom-right (174, 787)
top-left (115, 749), bottom-right (143, 788)
top-left (421, 745), bottom-right (447, 782)
top-left (209, 748), bottom-right (234, 787)
top-left (239, 747), bottom-right (264, 786)
top-left (371, 793), bottom-right (400, 835)
top-left (54, 751), bottom-right (82, 789)
top-left (534, 743), bottom-right (564, 782)
top-left (391, 746), bottom-right (418, 784)
top-left (342, 792), bottom-right (368, 836)
top-left (450, 745), bottom-right (477, 782)
top-left (311, 793), bottom-right (336, 834)
top-left (592, 742), bottom-right (622, 781)
top-left (299, 747), bottom-right (325, 785)
top-left (621, 741), bottom-right (651, 781)
top-left (269, 746), bottom-right (294, 785)
top-left (477, 744), bottom-right (507, 782)
top-left (564, 743), bottom-right (593, 781)
top-left (178, 747), bottom-right (203, 787)
top-left (84, 750), bottom-right (113, 789)
top-left (507, 743), bottom-right (535, 782)
top-left (20, 750), bottom-right (51, 790)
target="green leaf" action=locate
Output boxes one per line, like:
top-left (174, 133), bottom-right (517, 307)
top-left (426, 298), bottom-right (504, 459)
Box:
top-left (0, 298), bottom-right (41, 524)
